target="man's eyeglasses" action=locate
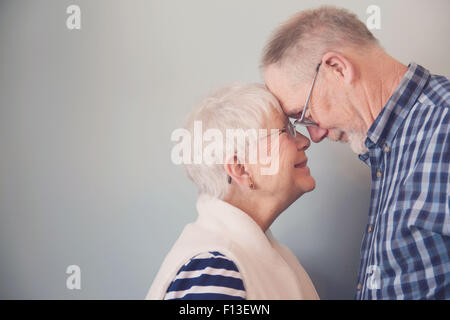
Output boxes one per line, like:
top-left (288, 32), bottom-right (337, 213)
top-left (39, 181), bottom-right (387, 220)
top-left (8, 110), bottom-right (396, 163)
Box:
top-left (280, 121), bottom-right (299, 138)
top-left (294, 62), bottom-right (322, 127)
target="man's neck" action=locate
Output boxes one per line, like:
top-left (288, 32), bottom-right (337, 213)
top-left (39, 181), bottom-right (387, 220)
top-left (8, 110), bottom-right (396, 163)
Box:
top-left (378, 59), bottom-right (408, 112)
top-left (359, 53), bottom-right (408, 133)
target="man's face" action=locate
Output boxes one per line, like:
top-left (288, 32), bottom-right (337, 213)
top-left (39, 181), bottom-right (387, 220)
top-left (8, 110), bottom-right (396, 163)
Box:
top-left (264, 64), bottom-right (368, 154)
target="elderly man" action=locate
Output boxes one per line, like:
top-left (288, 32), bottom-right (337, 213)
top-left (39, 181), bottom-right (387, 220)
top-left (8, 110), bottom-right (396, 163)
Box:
top-left (262, 6), bottom-right (449, 299)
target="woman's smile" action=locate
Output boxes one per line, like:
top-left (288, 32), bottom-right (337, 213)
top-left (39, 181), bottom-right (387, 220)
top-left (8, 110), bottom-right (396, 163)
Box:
top-left (294, 158), bottom-right (308, 169)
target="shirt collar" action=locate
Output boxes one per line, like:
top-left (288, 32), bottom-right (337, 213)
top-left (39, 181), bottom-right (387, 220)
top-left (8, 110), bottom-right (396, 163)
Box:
top-left (364, 62), bottom-right (430, 150)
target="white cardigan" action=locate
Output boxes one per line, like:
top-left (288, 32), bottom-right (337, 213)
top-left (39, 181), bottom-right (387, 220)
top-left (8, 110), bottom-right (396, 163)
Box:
top-left (146, 194), bottom-right (319, 300)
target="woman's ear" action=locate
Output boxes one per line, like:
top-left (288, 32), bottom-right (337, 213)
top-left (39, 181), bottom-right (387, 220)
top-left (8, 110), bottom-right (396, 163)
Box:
top-left (224, 155), bottom-right (254, 190)
top-left (321, 51), bottom-right (356, 85)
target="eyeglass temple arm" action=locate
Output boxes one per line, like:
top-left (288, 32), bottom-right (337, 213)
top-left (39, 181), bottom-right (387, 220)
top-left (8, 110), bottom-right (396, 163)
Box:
top-left (298, 62), bottom-right (322, 122)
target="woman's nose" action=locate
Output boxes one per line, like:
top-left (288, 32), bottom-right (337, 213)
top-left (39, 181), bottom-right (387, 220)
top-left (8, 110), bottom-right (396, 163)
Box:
top-left (307, 126), bottom-right (328, 143)
top-left (296, 133), bottom-right (311, 151)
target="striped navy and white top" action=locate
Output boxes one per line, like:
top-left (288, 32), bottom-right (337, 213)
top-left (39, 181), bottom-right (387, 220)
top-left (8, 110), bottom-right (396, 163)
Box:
top-left (164, 251), bottom-right (246, 300)
top-left (355, 63), bottom-right (449, 299)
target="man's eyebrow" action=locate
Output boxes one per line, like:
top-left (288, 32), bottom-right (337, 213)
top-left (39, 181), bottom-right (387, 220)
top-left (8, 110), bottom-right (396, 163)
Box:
top-left (287, 108), bottom-right (304, 118)
top-left (274, 95), bottom-right (302, 117)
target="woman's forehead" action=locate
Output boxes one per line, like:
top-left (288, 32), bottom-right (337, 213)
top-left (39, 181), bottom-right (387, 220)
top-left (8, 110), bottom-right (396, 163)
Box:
top-left (265, 110), bottom-right (288, 128)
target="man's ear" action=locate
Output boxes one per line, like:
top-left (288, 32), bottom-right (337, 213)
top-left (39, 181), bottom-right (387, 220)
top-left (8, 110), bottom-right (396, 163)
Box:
top-left (223, 155), bottom-right (252, 189)
top-left (321, 51), bottom-right (356, 84)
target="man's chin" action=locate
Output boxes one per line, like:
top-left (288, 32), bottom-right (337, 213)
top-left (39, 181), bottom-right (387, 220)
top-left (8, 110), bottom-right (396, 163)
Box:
top-left (347, 131), bottom-right (369, 155)
top-left (329, 130), bottom-right (368, 154)
top-left (339, 132), bottom-right (349, 142)
top-left (327, 130), bottom-right (347, 142)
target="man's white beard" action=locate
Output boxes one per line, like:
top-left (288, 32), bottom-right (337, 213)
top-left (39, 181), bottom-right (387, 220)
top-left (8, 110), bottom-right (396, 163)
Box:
top-left (347, 131), bottom-right (369, 155)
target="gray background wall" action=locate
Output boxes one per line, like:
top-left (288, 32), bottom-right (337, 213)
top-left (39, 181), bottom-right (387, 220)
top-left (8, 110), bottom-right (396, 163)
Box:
top-left (0, 0), bottom-right (449, 299)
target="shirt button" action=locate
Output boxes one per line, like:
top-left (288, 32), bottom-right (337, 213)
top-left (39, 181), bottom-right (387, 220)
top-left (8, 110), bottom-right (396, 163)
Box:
top-left (376, 171), bottom-right (382, 178)
top-left (368, 225), bottom-right (373, 233)
top-left (384, 146), bottom-right (390, 152)
top-left (357, 283), bottom-right (362, 291)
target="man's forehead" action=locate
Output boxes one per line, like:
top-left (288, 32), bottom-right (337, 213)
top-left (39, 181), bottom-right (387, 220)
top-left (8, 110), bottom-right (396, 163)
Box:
top-left (264, 65), bottom-right (304, 117)
top-left (272, 93), bottom-right (302, 118)
top-left (263, 64), bottom-right (284, 93)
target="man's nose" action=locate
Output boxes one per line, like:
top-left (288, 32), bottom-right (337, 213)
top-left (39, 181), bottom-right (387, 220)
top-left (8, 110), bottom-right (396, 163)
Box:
top-left (307, 126), bottom-right (328, 143)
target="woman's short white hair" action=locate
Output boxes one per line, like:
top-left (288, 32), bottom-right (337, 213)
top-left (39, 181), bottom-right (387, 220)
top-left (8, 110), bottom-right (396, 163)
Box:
top-left (183, 83), bottom-right (284, 199)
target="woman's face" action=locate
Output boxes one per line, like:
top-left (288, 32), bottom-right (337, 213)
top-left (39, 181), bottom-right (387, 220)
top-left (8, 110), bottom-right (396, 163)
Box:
top-left (250, 112), bottom-right (315, 206)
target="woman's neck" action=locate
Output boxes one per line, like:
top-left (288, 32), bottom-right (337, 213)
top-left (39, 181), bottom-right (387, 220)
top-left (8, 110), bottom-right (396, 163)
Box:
top-left (224, 192), bottom-right (285, 232)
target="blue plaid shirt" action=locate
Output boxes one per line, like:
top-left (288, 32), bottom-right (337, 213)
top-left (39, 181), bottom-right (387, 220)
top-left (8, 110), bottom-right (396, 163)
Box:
top-left (355, 63), bottom-right (449, 299)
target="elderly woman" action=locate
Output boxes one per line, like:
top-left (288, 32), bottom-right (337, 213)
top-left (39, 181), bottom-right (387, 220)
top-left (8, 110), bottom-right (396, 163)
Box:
top-left (146, 83), bottom-right (319, 300)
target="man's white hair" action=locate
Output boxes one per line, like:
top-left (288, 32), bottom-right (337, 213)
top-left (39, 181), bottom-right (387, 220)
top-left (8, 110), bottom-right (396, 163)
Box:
top-left (183, 83), bottom-right (284, 199)
top-left (261, 6), bottom-right (380, 82)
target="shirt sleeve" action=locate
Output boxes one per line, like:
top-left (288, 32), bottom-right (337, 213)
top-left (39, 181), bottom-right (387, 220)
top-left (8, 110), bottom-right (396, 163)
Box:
top-left (164, 251), bottom-right (246, 300)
